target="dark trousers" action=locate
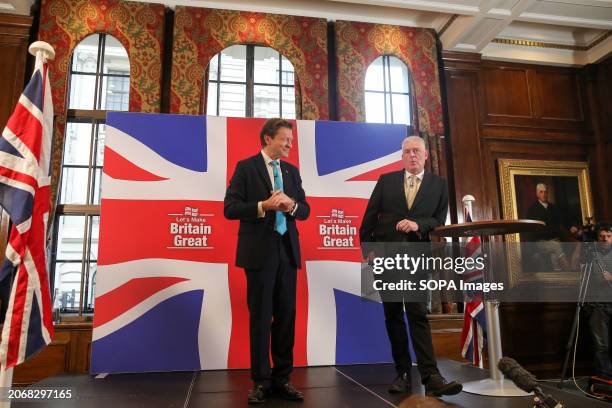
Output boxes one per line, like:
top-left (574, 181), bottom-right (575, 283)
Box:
top-left (588, 303), bottom-right (612, 378)
top-left (382, 301), bottom-right (438, 382)
top-left (245, 234), bottom-right (297, 385)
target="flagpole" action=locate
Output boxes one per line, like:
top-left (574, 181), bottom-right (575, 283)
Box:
top-left (0, 40), bottom-right (55, 408)
top-left (0, 367), bottom-right (13, 408)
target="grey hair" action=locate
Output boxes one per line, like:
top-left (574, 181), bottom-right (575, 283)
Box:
top-left (536, 183), bottom-right (547, 192)
top-left (402, 135), bottom-right (426, 150)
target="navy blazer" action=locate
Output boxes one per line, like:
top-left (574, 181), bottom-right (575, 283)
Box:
top-left (224, 153), bottom-right (310, 269)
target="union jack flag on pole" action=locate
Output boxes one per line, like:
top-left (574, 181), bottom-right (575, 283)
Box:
top-left (0, 41), bottom-right (55, 371)
top-left (460, 195), bottom-right (487, 368)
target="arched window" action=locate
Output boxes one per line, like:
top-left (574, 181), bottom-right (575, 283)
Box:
top-left (206, 45), bottom-right (296, 118)
top-left (364, 55), bottom-right (413, 127)
top-left (53, 33), bottom-right (130, 315)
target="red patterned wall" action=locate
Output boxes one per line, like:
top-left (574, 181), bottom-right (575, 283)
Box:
top-left (170, 7), bottom-right (328, 119)
top-left (38, 0), bottom-right (165, 202)
top-left (335, 20), bottom-right (444, 137)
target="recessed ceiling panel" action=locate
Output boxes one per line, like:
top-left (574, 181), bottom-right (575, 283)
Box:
top-left (499, 20), bottom-right (605, 46)
top-left (460, 17), bottom-right (504, 45)
top-left (524, 0), bottom-right (612, 26)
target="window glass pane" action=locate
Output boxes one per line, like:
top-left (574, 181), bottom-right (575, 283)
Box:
top-left (68, 74), bottom-right (96, 110)
top-left (95, 124), bottom-right (106, 166)
top-left (218, 83), bottom-right (246, 117)
top-left (385, 93), bottom-right (392, 123)
top-left (206, 82), bottom-right (218, 116)
top-left (281, 87), bottom-right (296, 119)
top-left (103, 35), bottom-right (130, 75)
top-left (254, 85), bottom-right (280, 118)
top-left (93, 168), bottom-right (102, 204)
top-left (365, 56), bottom-right (384, 91)
top-left (53, 261), bottom-right (82, 311)
top-left (84, 262), bottom-right (97, 310)
top-left (281, 56), bottom-right (294, 86)
top-left (63, 122), bottom-right (92, 166)
top-left (100, 75), bottom-right (130, 111)
top-left (365, 92), bottom-right (386, 123)
top-left (60, 167), bottom-right (90, 204)
top-left (389, 56), bottom-right (409, 93)
top-left (55, 216), bottom-right (86, 261)
top-left (254, 46), bottom-right (280, 84)
top-left (392, 93), bottom-right (411, 125)
top-left (71, 34), bottom-right (99, 73)
top-left (89, 216), bottom-right (100, 261)
top-left (208, 55), bottom-right (218, 81)
top-left (220, 45), bottom-right (246, 82)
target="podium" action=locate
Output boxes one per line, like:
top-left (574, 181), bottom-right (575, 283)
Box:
top-left (431, 220), bottom-right (545, 397)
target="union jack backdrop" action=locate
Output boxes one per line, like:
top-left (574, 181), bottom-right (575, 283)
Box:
top-left (0, 53), bottom-right (54, 370)
top-left (92, 114), bottom-right (419, 373)
top-left (460, 208), bottom-right (487, 368)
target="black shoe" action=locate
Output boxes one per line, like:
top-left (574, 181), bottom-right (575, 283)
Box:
top-left (248, 384), bottom-right (269, 404)
top-left (273, 382), bottom-right (304, 401)
top-left (424, 373), bottom-right (462, 397)
top-left (388, 372), bottom-right (411, 393)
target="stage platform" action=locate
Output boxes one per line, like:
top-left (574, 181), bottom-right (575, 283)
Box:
top-left (10, 359), bottom-right (610, 407)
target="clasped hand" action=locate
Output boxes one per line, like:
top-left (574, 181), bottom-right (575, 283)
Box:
top-left (262, 190), bottom-right (294, 212)
top-left (396, 219), bottom-right (419, 233)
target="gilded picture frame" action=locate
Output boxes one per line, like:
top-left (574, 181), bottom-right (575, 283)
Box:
top-left (498, 159), bottom-right (594, 286)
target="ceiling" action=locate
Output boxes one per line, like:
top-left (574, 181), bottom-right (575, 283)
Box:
top-left (0, 0), bottom-right (33, 15)
top-left (4, 0), bottom-right (611, 66)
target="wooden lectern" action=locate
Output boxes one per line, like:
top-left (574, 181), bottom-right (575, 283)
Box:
top-left (431, 219), bottom-right (545, 397)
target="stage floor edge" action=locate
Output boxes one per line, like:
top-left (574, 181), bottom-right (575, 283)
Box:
top-left (11, 359), bottom-right (610, 407)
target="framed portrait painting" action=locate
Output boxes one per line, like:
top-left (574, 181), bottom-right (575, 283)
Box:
top-left (498, 159), bottom-right (594, 285)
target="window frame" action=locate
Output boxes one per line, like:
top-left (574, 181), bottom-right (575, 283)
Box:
top-left (52, 33), bottom-right (130, 317)
top-left (206, 44), bottom-right (296, 118)
top-left (364, 54), bottom-right (415, 131)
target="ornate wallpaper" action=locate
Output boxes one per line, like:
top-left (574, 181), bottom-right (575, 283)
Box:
top-left (335, 20), bottom-right (444, 136)
top-left (38, 0), bottom-right (165, 203)
top-left (171, 7), bottom-right (328, 119)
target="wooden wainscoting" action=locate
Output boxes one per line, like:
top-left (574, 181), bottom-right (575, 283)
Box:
top-left (11, 322), bottom-right (92, 386)
top-left (430, 313), bottom-right (464, 362)
top-left (7, 314), bottom-right (463, 385)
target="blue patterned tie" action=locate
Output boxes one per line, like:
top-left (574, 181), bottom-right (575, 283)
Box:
top-left (271, 160), bottom-right (287, 235)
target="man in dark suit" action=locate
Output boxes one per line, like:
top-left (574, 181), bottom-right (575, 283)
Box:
top-left (224, 119), bottom-right (310, 404)
top-left (360, 136), bottom-right (462, 397)
top-left (525, 183), bottom-right (570, 270)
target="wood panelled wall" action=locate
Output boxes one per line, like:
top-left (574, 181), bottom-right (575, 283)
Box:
top-left (587, 57), bottom-right (612, 219)
top-left (443, 51), bottom-right (610, 375)
top-left (12, 323), bottom-right (92, 385)
top-left (0, 14), bottom-right (32, 130)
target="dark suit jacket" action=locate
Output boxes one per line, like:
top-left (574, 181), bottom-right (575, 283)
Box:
top-left (224, 153), bottom-right (310, 269)
top-left (525, 201), bottom-right (563, 241)
top-left (359, 170), bottom-right (449, 246)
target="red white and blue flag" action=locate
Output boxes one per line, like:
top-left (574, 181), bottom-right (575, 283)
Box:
top-left (0, 53), bottom-right (54, 370)
top-left (460, 209), bottom-right (486, 368)
top-left (91, 114), bottom-right (417, 373)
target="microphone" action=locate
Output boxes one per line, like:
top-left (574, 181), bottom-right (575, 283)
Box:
top-left (498, 357), bottom-right (565, 408)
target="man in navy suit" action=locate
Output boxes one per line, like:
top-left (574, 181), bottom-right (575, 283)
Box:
top-left (224, 118), bottom-right (310, 404)
top-left (360, 136), bottom-right (462, 397)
